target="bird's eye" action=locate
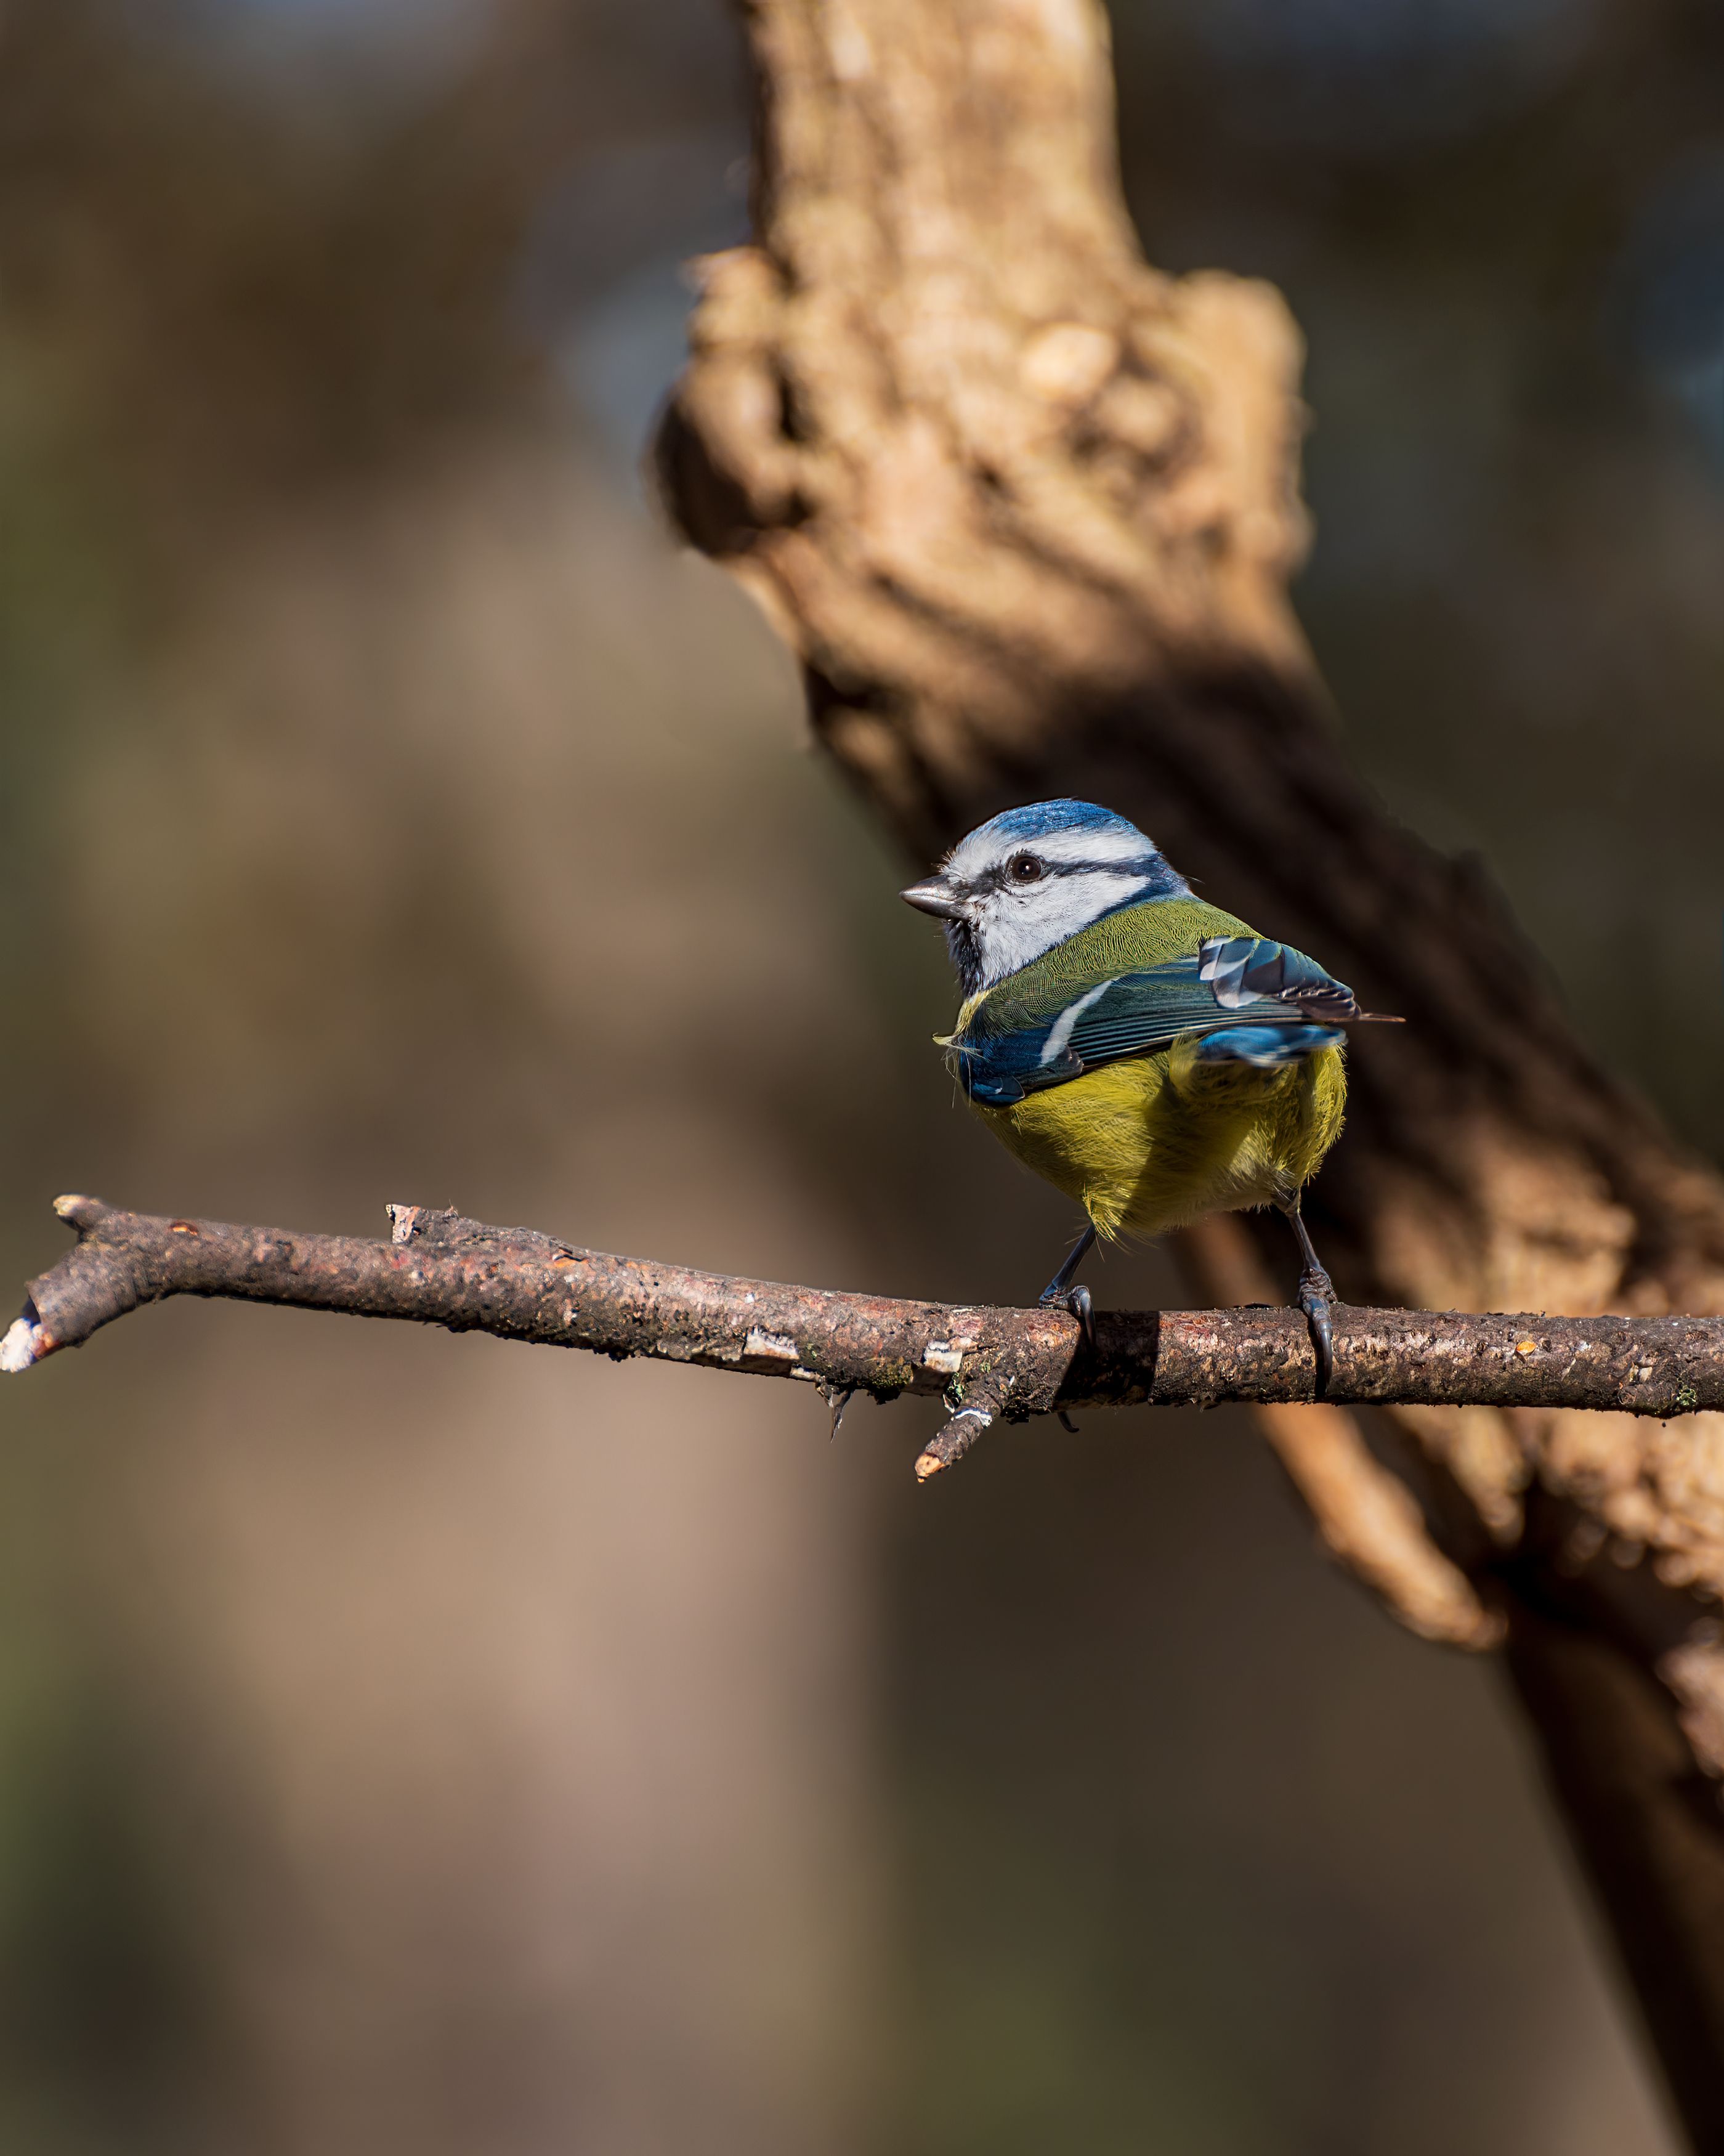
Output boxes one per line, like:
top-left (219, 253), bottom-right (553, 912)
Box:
top-left (1008, 853), bottom-right (1045, 884)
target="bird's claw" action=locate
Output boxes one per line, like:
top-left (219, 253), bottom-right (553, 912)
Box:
top-left (1037, 1281), bottom-right (1095, 1350)
top-left (1297, 1267), bottom-right (1336, 1395)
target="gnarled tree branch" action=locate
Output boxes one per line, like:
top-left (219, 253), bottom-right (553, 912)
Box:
top-left (8, 1197), bottom-right (1724, 1489)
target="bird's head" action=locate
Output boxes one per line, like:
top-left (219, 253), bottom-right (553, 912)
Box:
top-left (901, 800), bottom-right (1189, 994)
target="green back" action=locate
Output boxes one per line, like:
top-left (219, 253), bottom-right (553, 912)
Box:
top-left (960, 897), bottom-right (1255, 1034)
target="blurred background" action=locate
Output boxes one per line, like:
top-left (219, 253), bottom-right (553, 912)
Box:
top-left (0, 0), bottom-right (1719, 2147)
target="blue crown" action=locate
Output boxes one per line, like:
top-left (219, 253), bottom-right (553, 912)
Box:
top-left (970, 800), bottom-right (1144, 846)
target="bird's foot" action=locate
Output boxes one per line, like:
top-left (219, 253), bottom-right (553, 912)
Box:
top-left (1038, 1279), bottom-right (1095, 1350)
top-left (1296, 1266), bottom-right (1337, 1395)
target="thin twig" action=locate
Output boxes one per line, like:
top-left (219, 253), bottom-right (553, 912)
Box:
top-left (5, 1198), bottom-right (1723, 1477)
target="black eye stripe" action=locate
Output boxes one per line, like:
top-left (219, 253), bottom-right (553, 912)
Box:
top-left (986, 854), bottom-right (1158, 887)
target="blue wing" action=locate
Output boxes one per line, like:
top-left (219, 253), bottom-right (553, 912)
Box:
top-left (1192, 1023), bottom-right (1345, 1068)
top-left (949, 938), bottom-right (1366, 1106)
top-left (1196, 935), bottom-right (1362, 1023)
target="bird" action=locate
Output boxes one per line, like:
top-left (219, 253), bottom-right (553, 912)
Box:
top-left (900, 798), bottom-right (1399, 1388)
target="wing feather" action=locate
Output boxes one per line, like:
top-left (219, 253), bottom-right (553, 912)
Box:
top-left (949, 940), bottom-right (1372, 1106)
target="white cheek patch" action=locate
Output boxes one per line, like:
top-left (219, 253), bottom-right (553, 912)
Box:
top-left (974, 870), bottom-right (1151, 986)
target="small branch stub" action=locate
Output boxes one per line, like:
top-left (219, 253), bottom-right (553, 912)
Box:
top-left (915, 1409), bottom-right (992, 1481)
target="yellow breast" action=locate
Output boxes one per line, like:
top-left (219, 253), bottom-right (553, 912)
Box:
top-left (976, 1040), bottom-right (1347, 1240)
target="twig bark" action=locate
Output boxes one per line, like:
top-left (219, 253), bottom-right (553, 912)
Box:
top-left (9, 1198), bottom-right (1724, 1483)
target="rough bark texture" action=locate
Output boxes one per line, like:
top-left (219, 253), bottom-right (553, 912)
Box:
top-left (655, 0), bottom-right (1724, 2138)
top-left (14, 1199), bottom-right (1722, 1476)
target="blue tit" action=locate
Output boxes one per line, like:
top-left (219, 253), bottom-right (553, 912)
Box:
top-left (901, 799), bottom-right (1400, 1386)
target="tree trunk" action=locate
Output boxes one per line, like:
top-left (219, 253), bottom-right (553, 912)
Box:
top-left (657, 0), bottom-right (1724, 2140)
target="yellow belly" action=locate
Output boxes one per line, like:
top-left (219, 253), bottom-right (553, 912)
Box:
top-left (976, 1039), bottom-right (1346, 1240)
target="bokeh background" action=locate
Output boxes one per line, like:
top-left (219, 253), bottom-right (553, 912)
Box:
top-left (1, 0), bottom-right (1720, 2147)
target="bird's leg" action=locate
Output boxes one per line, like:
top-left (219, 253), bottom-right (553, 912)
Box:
top-left (1038, 1223), bottom-right (1095, 1303)
top-left (1038, 1223), bottom-right (1097, 1348)
top-left (1277, 1193), bottom-right (1337, 1394)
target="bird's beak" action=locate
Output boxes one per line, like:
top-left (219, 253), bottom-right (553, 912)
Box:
top-left (900, 877), bottom-right (974, 922)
